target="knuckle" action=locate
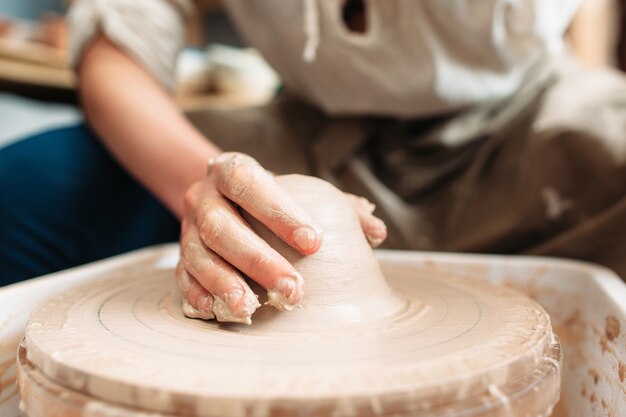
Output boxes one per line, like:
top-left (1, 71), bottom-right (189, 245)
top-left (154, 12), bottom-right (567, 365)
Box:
top-left (213, 152), bottom-right (253, 176)
top-left (182, 240), bottom-right (215, 273)
top-left (214, 153), bottom-right (260, 200)
top-left (227, 176), bottom-right (251, 202)
top-left (198, 207), bottom-right (228, 244)
top-left (181, 240), bottom-right (200, 267)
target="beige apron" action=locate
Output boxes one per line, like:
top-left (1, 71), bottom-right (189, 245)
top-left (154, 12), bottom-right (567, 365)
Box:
top-left (223, 0), bottom-right (577, 117)
top-left (187, 57), bottom-right (626, 279)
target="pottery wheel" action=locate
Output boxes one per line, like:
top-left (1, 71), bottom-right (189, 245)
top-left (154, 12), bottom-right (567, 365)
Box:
top-left (18, 175), bottom-right (561, 417)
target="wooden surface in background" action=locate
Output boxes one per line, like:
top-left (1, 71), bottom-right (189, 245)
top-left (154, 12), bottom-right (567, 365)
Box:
top-left (0, 38), bottom-right (258, 111)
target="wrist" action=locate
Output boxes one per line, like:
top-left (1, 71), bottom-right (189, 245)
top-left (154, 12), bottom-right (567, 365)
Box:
top-left (169, 137), bottom-right (221, 219)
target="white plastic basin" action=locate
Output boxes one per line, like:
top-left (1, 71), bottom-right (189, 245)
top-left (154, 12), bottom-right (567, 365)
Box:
top-left (1, 244), bottom-right (624, 417)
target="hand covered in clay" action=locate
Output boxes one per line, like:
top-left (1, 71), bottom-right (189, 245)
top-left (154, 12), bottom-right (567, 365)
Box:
top-left (176, 152), bottom-right (387, 324)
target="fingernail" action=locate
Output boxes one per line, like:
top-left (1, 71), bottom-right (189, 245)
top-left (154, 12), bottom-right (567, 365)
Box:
top-left (242, 292), bottom-right (262, 316)
top-left (367, 217), bottom-right (387, 248)
top-left (225, 289), bottom-right (245, 310)
top-left (182, 299), bottom-right (214, 320)
top-left (227, 289), bottom-right (261, 316)
top-left (198, 295), bottom-right (213, 312)
top-left (371, 217), bottom-right (387, 234)
top-left (367, 235), bottom-right (384, 248)
top-left (213, 289), bottom-right (261, 324)
top-left (293, 226), bottom-right (320, 252)
top-left (266, 275), bottom-right (303, 311)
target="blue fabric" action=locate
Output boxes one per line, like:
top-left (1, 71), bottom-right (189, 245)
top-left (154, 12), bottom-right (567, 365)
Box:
top-left (0, 123), bottom-right (180, 286)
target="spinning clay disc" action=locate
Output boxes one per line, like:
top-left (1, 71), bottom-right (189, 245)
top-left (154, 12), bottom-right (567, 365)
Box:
top-left (17, 175), bottom-right (561, 417)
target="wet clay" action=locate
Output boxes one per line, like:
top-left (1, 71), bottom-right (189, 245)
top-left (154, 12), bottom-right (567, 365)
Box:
top-left (17, 175), bottom-right (562, 417)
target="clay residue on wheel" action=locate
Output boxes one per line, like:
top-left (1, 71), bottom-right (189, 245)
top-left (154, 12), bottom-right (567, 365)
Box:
top-left (588, 368), bottom-right (600, 385)
top-left (553, 310), bottom-right (585, 345)
top-left (605, 316), bottom-right (620, 341)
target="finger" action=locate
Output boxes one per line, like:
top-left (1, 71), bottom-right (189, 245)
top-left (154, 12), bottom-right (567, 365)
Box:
top-left (175, 261), bottom-right (214, 320)
top-left (348, 194), bottom-right (388, 247)
top-left (347, 194), bottom-right (376, 215)
top-left (361, 214), bottom-right (388, 248)
top-left (180, 225), bottom-right (261, 324)
top-left (194, 195), bottom-right (304, 311)
top-left (210, 152), bottom-right (322, 255)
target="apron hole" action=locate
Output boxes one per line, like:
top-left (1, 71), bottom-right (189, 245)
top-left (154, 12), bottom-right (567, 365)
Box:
top-left (342, 0), bottom-right (367, 34)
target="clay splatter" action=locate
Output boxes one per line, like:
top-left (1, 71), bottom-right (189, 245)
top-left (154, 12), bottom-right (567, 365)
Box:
top-left (600, 335), bottom-right (613, 354)
top-left (554, 311), bottom-right (585, 345)
top-left (588, 369), bottom-right (600, 385)
top-left (605, 316), bottom-right (620, 341)
top-left (601, 399), bottom-right (608, 410)
top-left (619, 362), bottom-right (626, 383)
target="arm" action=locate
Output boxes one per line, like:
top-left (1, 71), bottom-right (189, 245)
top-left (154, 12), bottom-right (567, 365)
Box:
top-left (79, 35), bottom-right (218, 219)
top-left (568, 0), bottom-right (619, 68)
top-left (76, 26), bottom-right (385, 325)
top-left (78, 35), bottom-right (323, 320)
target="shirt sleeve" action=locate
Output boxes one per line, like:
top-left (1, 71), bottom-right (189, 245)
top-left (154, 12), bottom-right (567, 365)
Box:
top-left (67, 0), bottom-right (194, 91)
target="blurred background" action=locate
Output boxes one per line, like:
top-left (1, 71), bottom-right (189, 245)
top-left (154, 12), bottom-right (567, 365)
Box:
top-left (0, 0), bottom-right (280, 149)
top-left (0, 0), bottom-right (624, 148)
top-left (0, 1), bottom-right (64, 19)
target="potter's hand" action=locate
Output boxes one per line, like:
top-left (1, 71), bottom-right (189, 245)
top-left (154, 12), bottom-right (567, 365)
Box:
top-left (346, 194), bottom-right (388, 248)
top-left (176, 152), bottom-right (388, 324)
top-left (176, 153), bottom-right (322, 324)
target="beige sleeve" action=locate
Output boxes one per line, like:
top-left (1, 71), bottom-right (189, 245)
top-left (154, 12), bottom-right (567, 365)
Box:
top-left (68, 0), bottom-right (194, 91)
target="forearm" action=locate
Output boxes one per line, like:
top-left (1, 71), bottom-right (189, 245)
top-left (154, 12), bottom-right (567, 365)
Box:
top-left (78, 35), bottom-right (220, 219)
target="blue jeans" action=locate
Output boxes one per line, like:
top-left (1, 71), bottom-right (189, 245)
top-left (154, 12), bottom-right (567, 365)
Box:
top-left (0, 124), bottom-right (180, 286)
